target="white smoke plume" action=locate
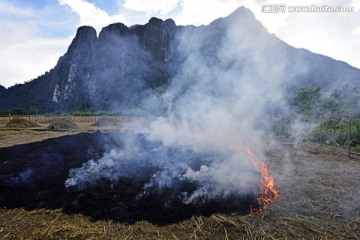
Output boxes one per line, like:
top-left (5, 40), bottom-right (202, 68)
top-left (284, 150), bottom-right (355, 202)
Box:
top-left (65, 8), bottom-right (295, 205)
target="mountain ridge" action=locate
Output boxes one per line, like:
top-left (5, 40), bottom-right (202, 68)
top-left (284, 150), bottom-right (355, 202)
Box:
top-left (0, 7), bottom-right (359, 113)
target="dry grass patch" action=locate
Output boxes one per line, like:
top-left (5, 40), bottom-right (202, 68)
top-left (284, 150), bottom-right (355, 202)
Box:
top-left (1, 207), bottom-right (358, 239)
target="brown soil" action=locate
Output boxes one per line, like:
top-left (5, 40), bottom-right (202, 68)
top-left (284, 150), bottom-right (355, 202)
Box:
top-left (0, 132), bottom-right (359, 239)
top-left (5, 117), bottom-right (39, 128)
top-left (0, 130), bottom-right (78, 148)
top-left (0, 123), bottom-right (122, 149)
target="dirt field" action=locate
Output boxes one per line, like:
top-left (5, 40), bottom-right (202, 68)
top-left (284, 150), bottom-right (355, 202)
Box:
top-left (0, 122), bottom-right (122, 148)
top-left (0, 128), bottom-right (359, 239)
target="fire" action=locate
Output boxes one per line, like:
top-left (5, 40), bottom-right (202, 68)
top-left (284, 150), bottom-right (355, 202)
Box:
top-left (170, 132), bottom-right (279, 212)
top-left (245, 145), bottom-right (279, 211)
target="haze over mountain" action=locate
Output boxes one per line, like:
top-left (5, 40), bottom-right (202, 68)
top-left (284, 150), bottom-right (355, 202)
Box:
top-left (0, 7), bottom-right (359, 114)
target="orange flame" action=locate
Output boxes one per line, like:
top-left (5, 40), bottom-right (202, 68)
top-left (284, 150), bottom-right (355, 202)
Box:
top-left (245, 145), bottom-right (279, 211)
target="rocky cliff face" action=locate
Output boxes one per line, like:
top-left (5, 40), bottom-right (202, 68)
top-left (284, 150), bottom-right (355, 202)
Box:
top-left (47, 16), bottom-right (177, 112)
top-left (0, 7), bottom-right (359, 113)
top-left (50, 26), bottom-right (97, 109)
top-left (0, 85), bottom-right (5, 94)
top-left (0, 85), bottom-right (5, 104)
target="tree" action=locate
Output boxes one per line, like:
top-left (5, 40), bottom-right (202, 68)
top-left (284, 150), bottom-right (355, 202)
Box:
top-left (10, 108), bottom-right (25, 115)
top-left (293, 87), bottom-right (322, 120)
top-left (28, 106), bottom-right (39, 115)
top-left (321, 95), bottom-right (342, 145)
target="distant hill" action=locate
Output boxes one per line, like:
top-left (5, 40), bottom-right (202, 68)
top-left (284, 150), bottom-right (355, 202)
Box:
top-left (0, 7), bottom-right (359, 114)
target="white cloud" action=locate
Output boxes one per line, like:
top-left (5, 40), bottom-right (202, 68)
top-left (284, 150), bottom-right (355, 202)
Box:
top-left (0, 1), bottom-right (73, 88)
top-left (0, 1), bottom-right (34, 17)
top-left (0, 38), bottom-right (71, 87)
top-left (123, 0), bottom-right (179, 15)
top-left (59, 0), bottom-right (128, 32)
top-left (171, 0), bottom-right (242, 26)
top-left (353, 27), bottom-right (360, 34)
top-left (0, 22), bottom-right (71, 88)
top-left (352, 0), bottom-right (360, 11)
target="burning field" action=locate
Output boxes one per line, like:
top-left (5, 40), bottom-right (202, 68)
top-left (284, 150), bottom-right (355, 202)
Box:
top-left (0, 130), bottom-right (359, 239)
top-left (0, 131), bottom-right (277, 223)
top-left (0, 7), bottom-right (359, 239)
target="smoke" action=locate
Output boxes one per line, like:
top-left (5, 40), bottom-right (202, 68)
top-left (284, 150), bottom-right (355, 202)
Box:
top-left (290, 119), bottom-right (317, 144)
top-left (65, 8), bottom-right (306, 206)
top-left (5, 168), bottom-right (34, 185)
top-left (65, 131), bottom-right (258, 203)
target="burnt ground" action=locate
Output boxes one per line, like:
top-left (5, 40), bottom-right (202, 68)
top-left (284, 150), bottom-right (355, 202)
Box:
top-left (0, 132), bottom-right (359, 239)
top-left (0, 132), bottom-right (259, 225)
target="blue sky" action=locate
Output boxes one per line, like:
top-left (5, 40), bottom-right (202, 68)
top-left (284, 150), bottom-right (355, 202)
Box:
top-left (0, 0), bottom-right (359, 88)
